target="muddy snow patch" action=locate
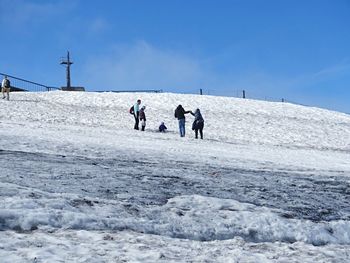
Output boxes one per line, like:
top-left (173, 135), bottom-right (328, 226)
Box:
top-left (1, 188), bottom-right (350, 246)
top-left (142, 195), bottom-right (350, 245)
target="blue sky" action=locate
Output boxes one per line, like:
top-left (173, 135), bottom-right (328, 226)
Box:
top-left (1, 0), bottom-right (350, 113)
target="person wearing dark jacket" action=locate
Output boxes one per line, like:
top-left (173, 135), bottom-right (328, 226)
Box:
top-left (139, 106), bottom-right (146, 131)
top-left (159, 122), bottom-right (167, 132)
top-left (174, 105), bottom-right (192, 137)
top-left (191, 108), bottom-right (204, 139)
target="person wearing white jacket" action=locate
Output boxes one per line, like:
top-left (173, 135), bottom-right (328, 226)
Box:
top-left (1, 75), bottom-right (11, 101)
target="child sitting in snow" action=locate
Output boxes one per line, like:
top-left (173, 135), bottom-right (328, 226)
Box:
top-left (159, 122), bottom-right (167, 132)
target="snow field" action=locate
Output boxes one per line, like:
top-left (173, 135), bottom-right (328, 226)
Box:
top-left (1, 91), bottom-right (350, 262)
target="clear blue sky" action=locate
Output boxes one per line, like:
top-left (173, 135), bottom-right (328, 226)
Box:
top-left (1, 0), bottom-right (350, 113)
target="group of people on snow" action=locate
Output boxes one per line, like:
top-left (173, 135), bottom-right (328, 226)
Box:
top-left (174, 104), bottom-right (204, 139)
top-left (1, 77), bottom-right (205, 138)
top-left (131, 99), bottom-right (205, 139)
top-left (130, 99), bottom-right (147, 131)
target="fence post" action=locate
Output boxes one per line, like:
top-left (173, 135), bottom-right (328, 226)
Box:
top-left (199, 88), bottom-right (203, 95)
top-left (282, 98), bottom-right (285, 102)
top-left (242, 90), bottom-right (246, 99)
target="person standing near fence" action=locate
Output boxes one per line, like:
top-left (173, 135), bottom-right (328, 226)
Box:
top-left (174, 104), bottom-right (192, 137)
top-left (1, 75), bottom-right (11, 101)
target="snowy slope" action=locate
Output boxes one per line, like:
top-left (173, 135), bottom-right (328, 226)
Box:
top-left (0, 91), bottom-right (350, 262)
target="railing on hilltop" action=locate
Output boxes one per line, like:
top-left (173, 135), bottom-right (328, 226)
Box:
top-left (0, 72), bottom-right (59, 92)
top-left (0, 73), bottom-right (312, 108)
top-left (95, 89), bottom-right (163, 93)
top-left (193, 88), bottom-right (309, 107)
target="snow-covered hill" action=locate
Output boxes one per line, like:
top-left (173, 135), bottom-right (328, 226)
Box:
top-left (1, 91), bottom-right (350, 262)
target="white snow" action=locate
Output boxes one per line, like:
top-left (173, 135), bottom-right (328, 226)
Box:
top-left (0, 91), bottom-right (350, 262)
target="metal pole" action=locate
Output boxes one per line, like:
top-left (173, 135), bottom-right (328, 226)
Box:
top-left (67, 51), bottom-right (71, 89)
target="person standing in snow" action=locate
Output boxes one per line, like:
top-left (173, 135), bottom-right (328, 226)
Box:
top-left (132, 99), bottom-right (141, 130)
top-left (174, 105), bottom-right (192, 137)
top-left (159, 122), bottom-right (167, 132)
top-left (191, 108), bottom-right (204, 139)
top-left (139, 106), bottom-right (146, 131)
top-left (1, 75), bottom-right (11, 101)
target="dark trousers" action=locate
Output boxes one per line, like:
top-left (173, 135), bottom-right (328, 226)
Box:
top-left (194, 121), bottom-right (204, 139)
top-left (134, 112), bottom-right (139, 130)
top-left (195, 128), bottom-right (203, 139)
